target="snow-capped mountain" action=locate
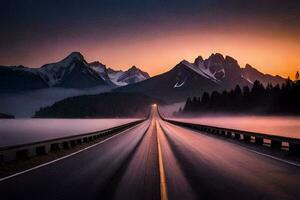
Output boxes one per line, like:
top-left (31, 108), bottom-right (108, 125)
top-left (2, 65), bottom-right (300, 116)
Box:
top-left (0, 52), bottom-right (151, 91)
top-left (115, 53), bottom-right (286, 103)
top-left (88, 61), bottom-right (118, 86)
top-left (0, 52), bottom-right (285, 97)
top-left (88, 63), bottom-right (150, 86)
top-left (173, 53), bottom-right (284, 89)
top-left (0, 52), bottom-right (109, 90)
top-left (188, 53), bottom-right (252, 89)
top-left (39, 52), bottom-right (108, 88)
top-left (108, 66), bottom-right (150, 86)
top-left (107, 68), bottom-right (127, 86)
top-left (115, 59), bottom-right (221, 103)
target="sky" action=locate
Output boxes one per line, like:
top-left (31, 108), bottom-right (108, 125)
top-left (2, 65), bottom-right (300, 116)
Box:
top-left (1, 0), bottom-right (300, 78)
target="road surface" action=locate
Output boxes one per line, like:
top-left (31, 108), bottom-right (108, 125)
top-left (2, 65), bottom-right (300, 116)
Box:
top-left (0, 105), bottom-right (299, 200)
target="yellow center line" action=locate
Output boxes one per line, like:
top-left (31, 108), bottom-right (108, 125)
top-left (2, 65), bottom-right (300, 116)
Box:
top-left (156, 119), bottom-right (168, 200)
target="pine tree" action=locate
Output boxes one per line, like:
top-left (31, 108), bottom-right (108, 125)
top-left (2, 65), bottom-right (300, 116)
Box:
top-left (179, 79), bottom-right (300, 115)
top-left (201, 92), bottom-right (210, 105)
top-left (184, 97), bottom-right (192, 112)
top-left (296, 71), bottom-right (299, 81)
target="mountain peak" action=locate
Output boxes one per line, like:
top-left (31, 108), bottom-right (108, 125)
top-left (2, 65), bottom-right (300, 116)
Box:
top-left (243, 64), bottom-right (260, 74)
top-left (107, 67), bottom-right (121, 73)
top-left (208, 53), bottom-right (224, 61)
top-left (194, 56), bottom-right (204, 65)
top-left (129, 65), bottom-right (138, 71)
top-left (40, 52), bottom-right (85, 69)
top-left (245, 64), bottom-right (254, 69)
top-left (16, 65), bottom-right (27, 69)
top-left (180, 59), bottom-right (189, 65)
top-left (57, 51), bottom-right (86, 66)
top-left (128, 65), bottom-right (150, 78)
top-left (225, 56), bottom-right (238, 65)
top-left (225, 55), bottom-right (236, 61)
top-left (38, 51), bottom-right (102, 87)
top-left (89, 61), bottom-right (105, 68)
top-left (66, 52), bottom-right (84, 60)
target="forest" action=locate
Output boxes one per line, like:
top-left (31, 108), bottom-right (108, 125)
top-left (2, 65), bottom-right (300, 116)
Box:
top-left (178, 71), bottom-right (300, 116)
top-left (34, 92), bottom-right (161, 118)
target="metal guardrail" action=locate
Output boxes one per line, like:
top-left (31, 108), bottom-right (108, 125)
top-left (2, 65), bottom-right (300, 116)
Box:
top-left (158, 111), bottom-right (300, 153)
top-left (0, 119), bottom-right (146, 163)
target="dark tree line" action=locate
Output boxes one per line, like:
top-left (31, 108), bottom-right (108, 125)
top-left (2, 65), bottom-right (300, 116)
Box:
top-left (179, 71), bottom-right (300, 115)
top-left (0, 112), bottom-right (14, 119)
top-left (34, 92), bottom-right (161, 118)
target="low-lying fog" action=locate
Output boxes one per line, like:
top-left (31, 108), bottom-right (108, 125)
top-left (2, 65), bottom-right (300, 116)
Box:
top-left (0, 86), bottom-right (112, 117)
top-left (173, 116), bottom-right (300, 138)
top-left (0, 118), bottom-right (139, 147)
top-left (158, 102), bottom-right (185, 117)
top-left (159, 103), bottom-right (300, 138)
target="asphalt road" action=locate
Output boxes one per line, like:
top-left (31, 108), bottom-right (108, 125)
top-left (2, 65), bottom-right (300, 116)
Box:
top-left (0, 105), bottom-right (299, 200)
top-left (158, 119), bottom-right (300, 200)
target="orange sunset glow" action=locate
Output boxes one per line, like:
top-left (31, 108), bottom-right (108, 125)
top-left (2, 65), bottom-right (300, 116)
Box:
top-left (93, 31), bottom-right (300, 78)
top-left (1, 1), bottom-right (300, 79)
top-left (1, 2), bottom-right (300, 199)
top-left (10, 29), bottom-right (299, 79)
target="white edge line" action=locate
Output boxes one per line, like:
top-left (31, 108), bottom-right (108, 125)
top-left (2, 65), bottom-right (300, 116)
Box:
top-left (164, 121), bottom-right (300, 168)
top-left (0, 122), bottom-right (147, 183)
top-left (240, 147), bottom-right (300, 168)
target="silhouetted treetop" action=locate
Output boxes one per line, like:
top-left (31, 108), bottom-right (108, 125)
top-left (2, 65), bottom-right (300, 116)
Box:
top-left (178, 77), bottom-right (300, 116)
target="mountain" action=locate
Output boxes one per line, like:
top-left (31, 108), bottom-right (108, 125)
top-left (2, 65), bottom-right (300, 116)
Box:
top-left (192, 53), bottom-right (251, 88)
top-left (39, 52), bottom-right (108, 88)
top-left (115, 53), bottom-right (285, 103)
top-left (0, 51), bottom-right (285, 102)
top-left (241, 64), bottom-right (285, 86)
top-left (0, 52), bottom-right (151, 117)
top-left (114, 59), bottom-right (222, 103)
top-left (0, 65), bottom-right (48, 91)
top-left (0, 52), bottom-right (150, 91)
top-left (89, 62), bottom-right (150, 86)
top-left (88, 61), bottom-right (115, 85)
top-left (107, 66), bottom-right (150, 86)
top-left (0, 52), bottom-right (110, 91)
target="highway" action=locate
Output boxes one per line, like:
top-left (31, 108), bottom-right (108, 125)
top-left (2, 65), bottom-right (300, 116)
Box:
top-left (0, 105), bottom-right (300, 200)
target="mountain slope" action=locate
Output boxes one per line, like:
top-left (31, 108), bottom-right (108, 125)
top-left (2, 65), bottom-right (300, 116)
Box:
top-left (88, 62), bottom-right (149, 86)
top-left (192, 53), bottom-right (251, 88)
top-left (0, 65), bottom-right (48, 91)
top-left (89, 61), bottom-right (114, 84)
top-left (108, 66), bottom-right (150, 86)
top-left (241, 64), bottom-right (285, 86)
top-left (0, 52), bottom-right (114, 91)
top-left (115, 53), bottom-right (284, 103)
top-left (115, 61), bottom-right (221, 103)
top-left (0, 52), bottom-right (286, 100)
top-left (117, 66), bottom-right (150, 84)
top-left (39, 52), bottom-right (108, 88)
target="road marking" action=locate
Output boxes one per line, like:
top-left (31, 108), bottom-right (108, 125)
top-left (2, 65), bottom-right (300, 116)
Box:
top-left (0, 122), bottom-right (148, 183)
top-left (240, 146), bottom-right (300, 168)
top-left (156, 120), bottom-right (168, 200)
